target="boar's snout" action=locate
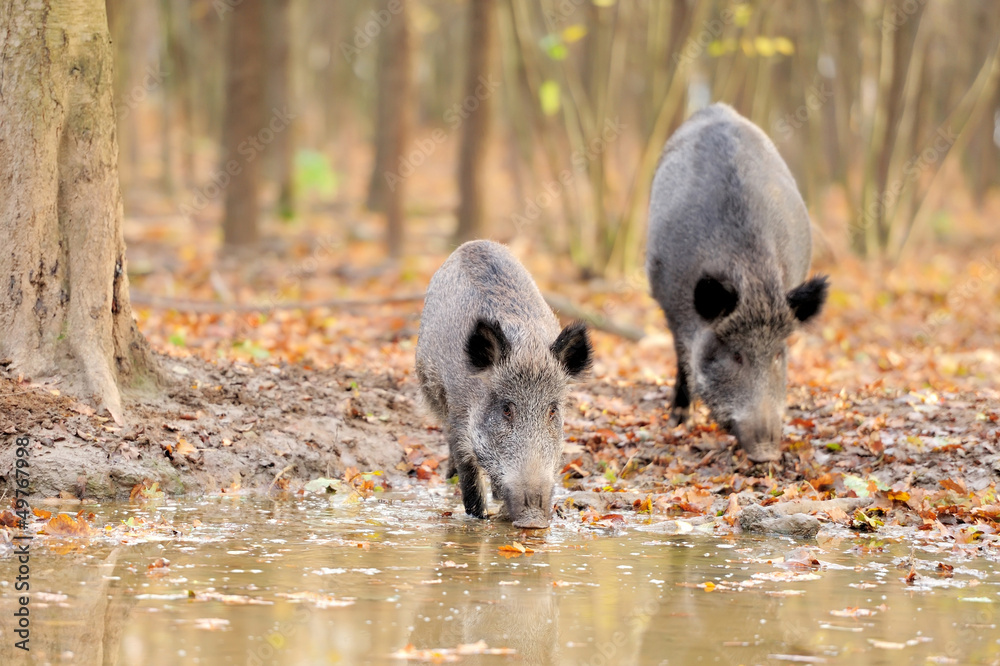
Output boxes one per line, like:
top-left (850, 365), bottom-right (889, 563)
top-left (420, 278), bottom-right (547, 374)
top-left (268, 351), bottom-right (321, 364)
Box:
top-left (732, 415), bottom-right (782, 463)
top-left (507, 486), bottom-right (553, 529)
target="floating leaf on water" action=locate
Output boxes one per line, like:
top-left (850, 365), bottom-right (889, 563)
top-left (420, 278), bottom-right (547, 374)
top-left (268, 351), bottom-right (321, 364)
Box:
top-left (192, 618), bottom-right (230, 631)
top-left (276, 591), bottom-right (356, 609)
top-left (304, 477), bottom-right (343, 494)
top-left (830, 607), bottom-right (878, 618)
top-left (752, 571), bottom-right (821, 582)
top-left (44, 513), bottom-right (92, 537)
top-left (498, 542), bottom-right (534, 555)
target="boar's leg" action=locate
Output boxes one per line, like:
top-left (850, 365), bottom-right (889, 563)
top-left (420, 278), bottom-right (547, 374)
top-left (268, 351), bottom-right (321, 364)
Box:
top-left (456, 458), bottom-right (488, 519)
top-left (447, 433), bottom-right (487, 520)
top-left (669, 342), bottom-right (691, 426)
top-left (491, 481), bottom-right (510, 520)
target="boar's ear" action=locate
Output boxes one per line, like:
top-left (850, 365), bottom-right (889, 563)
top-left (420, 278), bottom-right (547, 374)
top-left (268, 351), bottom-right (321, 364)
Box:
top-left (694, 275), bottom-right (739, 321)
top-left (787, 275), bottom-right (829, 323)
top-left (551, 321), bottom-right (592, 377)
top-left (466, 319), bottom-right (511, 371)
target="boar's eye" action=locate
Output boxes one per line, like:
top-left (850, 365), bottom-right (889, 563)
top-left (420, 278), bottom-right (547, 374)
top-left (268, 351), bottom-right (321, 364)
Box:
top-left (548, 404), bottom-right (559, 420)
top-left (733, 352), bottom-right (743, 366)
top-left (501, 402), bottom-right (515, 421)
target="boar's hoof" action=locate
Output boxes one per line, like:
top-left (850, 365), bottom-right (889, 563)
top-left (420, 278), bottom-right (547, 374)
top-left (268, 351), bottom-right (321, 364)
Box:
top-left (743, 446), bottom-right (782, 463)
top-left (667, 406), bottom-right (690, 428)
top-left (512, 512), bottom-right (550, 529)
top-left (736, 435), bottom-right (783, 463)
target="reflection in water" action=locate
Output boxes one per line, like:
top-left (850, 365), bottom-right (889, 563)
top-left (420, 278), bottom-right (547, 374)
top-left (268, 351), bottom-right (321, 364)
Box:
top-left (0, 493), bottom-right (996, 665)
top-left (406, 533), bottom-right (560, 664)
top-left (0, 545), bottom-right (140, 666)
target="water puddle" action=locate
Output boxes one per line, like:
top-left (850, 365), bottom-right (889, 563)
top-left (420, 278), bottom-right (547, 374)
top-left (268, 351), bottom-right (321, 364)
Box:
top-left (1, 489), bottom-right (998, 664)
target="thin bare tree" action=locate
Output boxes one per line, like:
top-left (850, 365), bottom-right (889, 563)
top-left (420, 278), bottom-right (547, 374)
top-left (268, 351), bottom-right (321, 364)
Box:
top-left (366, 0), bottom-right (414, 258)
top-left (454, 0), bottom-right (497, 245)
top-left (221, 0), bottom-right (265, 249)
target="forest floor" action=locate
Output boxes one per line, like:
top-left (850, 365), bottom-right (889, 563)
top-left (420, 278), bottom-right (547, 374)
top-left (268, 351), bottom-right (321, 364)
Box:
top-left (3, 184), bottom-right (1000, 541)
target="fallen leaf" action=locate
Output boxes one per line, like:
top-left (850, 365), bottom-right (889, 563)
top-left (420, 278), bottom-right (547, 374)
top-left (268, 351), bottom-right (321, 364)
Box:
top-left (498, 541), bottom-right (534, 554)
top-left (44, 513), bottom-right (92, 536)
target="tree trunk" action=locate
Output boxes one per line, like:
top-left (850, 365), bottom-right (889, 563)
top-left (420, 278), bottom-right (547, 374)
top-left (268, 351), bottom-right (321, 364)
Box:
top-left (365, 0), bottom-right (413, 258)
top-left (871, 0), bottom-right (925, 250)
top-left (454, 0), bottom-right (496, 245)
top-left (0, 0), bottom-right (157, 423)
top-left (161, 0), bottom-right (196, 193)
top-left (265, 0), bottom-right (295, 219)
top-left (221, 0), bottom-right (264, 249)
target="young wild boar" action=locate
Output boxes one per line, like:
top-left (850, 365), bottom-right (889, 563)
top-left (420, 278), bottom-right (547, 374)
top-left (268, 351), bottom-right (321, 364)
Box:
top-left (416, 240), bottom-right (592, 528)
top-left (646, 103), bottom-right (828, 463)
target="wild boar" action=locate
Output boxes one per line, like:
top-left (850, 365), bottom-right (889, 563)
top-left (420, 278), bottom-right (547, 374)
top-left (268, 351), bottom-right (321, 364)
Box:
top-left (416, 240), bottom-right (592, 528)
top-left (646, 103), bottom-right (828, 462)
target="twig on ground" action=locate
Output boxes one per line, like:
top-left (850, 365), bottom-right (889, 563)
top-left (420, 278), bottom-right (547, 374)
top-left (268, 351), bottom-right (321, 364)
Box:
top-left (267, 464), bottom-right (295, 495)
top-left (130, 290), bottom-right (646, 341)
top-left (130, 290), bottom-right (425, 313)
top-left (542, 293), bottom-right (646, 341)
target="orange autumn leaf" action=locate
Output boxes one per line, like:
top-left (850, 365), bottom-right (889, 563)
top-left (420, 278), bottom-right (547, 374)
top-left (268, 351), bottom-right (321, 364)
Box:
top-left (176, 438), bottom-right (197, 457)
top-left (498, 541), bottom-right (533, 554)
top-left (44, 513), bottom-right (92, 536)
top-left (723, 494), bottom-right (741, 525)
top-left (0, 510), bottom-right (21, 528)
top-left (939, 479), bottom-right (967, 494)
top-left (825, 505), bottom-right (850, 524)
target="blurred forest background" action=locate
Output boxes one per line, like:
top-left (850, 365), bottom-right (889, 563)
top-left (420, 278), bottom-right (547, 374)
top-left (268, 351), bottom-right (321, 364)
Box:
top-left (108, 0), bottom-right (1000, 378)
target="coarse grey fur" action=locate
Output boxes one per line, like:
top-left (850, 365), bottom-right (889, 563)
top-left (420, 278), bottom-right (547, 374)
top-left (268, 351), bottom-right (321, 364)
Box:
top-left (416, 240), bottom-right (592, 528)
top-left (646, 103), bottom-right (828, 462)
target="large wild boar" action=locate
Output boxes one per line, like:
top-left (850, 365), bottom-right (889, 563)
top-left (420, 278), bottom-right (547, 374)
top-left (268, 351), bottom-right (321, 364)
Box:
top-left (646, 103), bottom-right (828, 462)
top-left (416, 240), bottom-right (592, 528)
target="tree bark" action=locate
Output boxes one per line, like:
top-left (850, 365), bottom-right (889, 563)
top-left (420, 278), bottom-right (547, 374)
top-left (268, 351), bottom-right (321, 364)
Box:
top-left (0, 0), bottom-right (157, 423)
top-left (365, 0), bottom-right (413, 258)
top-left (265, 0), bottom-right (295, 219)
top-left (221, 0), bottom-right (264, 249)
top-left (454, 0), bottom-right (496, 245)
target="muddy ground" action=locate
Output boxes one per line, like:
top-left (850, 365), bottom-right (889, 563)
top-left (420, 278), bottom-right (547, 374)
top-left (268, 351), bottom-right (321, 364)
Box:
top-left (2, 350), bottom-right (997, 509)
